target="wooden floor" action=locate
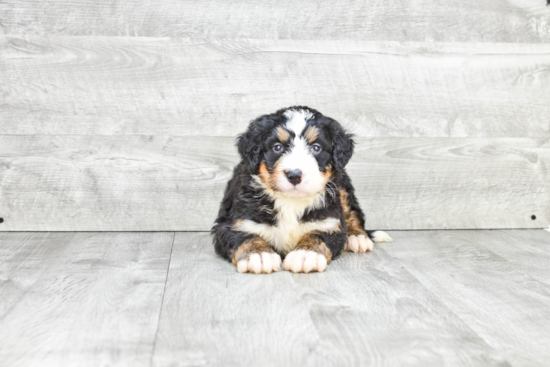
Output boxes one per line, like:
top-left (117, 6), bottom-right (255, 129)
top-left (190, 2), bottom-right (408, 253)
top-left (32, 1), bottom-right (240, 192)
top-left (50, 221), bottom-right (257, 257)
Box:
top-left (1, 230), bottom-right (549, 367)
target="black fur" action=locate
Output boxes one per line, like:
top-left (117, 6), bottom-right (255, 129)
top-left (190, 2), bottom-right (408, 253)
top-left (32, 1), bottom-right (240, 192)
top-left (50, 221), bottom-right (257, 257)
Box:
top-left (212, 106), bottom-right (369, 263)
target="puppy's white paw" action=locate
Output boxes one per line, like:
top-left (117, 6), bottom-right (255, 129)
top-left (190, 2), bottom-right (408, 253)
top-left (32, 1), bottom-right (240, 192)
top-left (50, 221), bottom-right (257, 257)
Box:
top-left (283, 249), bottom-right (328, 273)
top-left (237, 252), bottom-right (282, 274)
top-left (345, 235), bottom-right (374, 253)
top-left (371, 231), bottom-right (393, 243)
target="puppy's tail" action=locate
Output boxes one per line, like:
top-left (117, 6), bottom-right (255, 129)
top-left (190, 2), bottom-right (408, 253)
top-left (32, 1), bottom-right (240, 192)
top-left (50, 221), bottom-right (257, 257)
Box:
top-left (367, 231), bottom-right (393, 243)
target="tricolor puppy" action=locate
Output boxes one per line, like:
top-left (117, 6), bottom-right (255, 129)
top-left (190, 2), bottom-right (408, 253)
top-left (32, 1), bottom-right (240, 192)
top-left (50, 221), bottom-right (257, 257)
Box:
top-left (212, 106), bottom-right (392, 274)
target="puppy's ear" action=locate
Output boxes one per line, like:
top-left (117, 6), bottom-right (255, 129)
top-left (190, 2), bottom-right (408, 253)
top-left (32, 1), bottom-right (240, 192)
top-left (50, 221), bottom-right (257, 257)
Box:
top-left (238, 115), bottom-right (274, 172)
top-left (331, 122), bottom-right (354, 171)
top-left (237, 131), bottom-right (262, 173)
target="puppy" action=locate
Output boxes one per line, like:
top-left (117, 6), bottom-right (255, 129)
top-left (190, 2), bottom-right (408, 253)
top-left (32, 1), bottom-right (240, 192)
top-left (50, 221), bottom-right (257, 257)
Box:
top-left (212, 106), bottom-right (392, 274)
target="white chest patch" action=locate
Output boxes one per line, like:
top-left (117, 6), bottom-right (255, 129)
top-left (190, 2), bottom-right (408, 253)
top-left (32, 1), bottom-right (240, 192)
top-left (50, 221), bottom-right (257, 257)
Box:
top-left (234, 194), bottom-right (340, 254)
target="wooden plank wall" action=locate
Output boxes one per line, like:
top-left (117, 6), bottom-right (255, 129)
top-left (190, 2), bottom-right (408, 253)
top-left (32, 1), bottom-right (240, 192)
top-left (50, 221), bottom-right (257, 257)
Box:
top-left (0, 1), bottom-right (549, 231)
top-left (1, 1), bottom-right (549, 42)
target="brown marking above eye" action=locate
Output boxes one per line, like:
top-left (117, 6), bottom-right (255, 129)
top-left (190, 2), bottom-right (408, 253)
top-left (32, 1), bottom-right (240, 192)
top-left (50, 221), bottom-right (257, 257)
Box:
top-left (303, 125), bottom-right (319, 144)
top-left (276, 126), bottom-right (290, 143)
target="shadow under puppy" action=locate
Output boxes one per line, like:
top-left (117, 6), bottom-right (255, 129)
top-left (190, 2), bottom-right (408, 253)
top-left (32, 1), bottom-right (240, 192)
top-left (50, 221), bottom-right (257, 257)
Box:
top-left (212, 106), bottom-right (392, 274)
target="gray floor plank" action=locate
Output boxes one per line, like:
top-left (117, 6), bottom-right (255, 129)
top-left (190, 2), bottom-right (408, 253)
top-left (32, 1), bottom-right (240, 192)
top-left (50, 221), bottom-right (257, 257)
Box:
top-left (289, 244), bottom-right (508, 367)
top-left (384, 230), bottom-right (550, 366)
top-left (2, 230), bottom-right (550, 366)
top-left (152, 232), bottom-right (508, 367)
top-left (0, 232), bottom-right (174, 367)
top-left (0, 232), bottom-right (78, 318)
top-left (2, 37), bottom-right (550, 138)
top-left (152, 232), bottom-right (319, 367)
top-left (0, 136), bottom-right (548, 231)
top-left (459, 230), bottom-right (550, 285)
top-left (0, 0), bottom-right (548, 43)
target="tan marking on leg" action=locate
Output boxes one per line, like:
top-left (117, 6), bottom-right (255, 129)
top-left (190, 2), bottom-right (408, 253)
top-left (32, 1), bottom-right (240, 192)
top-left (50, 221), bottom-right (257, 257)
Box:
top-left (276, 126), bottom-right (290, 143)
top-left (303, 125), bottom-right (319, 144)
top-left (340, 189), bottom-right (351, 214)
top-left (340, 189), bottom-right (367, 236)
top-left (346, 212), bottom-right (366, 236)
top-left (295, 233), bottom-right (332, 264)
top-left (231, 236), bottom-right (272, 266)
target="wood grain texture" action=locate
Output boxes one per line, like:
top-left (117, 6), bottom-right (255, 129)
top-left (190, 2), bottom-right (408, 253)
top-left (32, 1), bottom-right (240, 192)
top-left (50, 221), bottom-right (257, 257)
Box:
top-left (151, 232), bottom-right (318, 367)
top-left (152, 232), bottom-right (508, 367)
top-left (457, 229), bottom-right (550, 285)
top-left (0, 232), bottom-right (174, 367)
top-left (0, 232), bottom-right (78, 319)
top-left (384, 230), bottom-right (550, 367)
top-left (288, 246), bottom-right (508, 367)
top-left (2, 230), bottom-right (550, 365)
top-left (2, 36), bottom-right (550, 137)
top-left (0, 136), bottom-right (547, 231)
top-left (0, 0), bottom-right (549, 43)
top-left (350, 138), bottom-right (550, 230)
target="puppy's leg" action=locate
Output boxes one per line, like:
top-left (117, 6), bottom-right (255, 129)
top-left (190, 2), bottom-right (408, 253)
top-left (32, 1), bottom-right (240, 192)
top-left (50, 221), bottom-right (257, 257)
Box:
top-left (283, 231), bottom-right (346, 273)
top-left (339, 189), bottom-right (375, 252)
top-left (283, 233), bottom-right (330, 273)
top-left (339, 175), bottom-right (393, 247)
top-left (212, 222), bottom-right (281, 274)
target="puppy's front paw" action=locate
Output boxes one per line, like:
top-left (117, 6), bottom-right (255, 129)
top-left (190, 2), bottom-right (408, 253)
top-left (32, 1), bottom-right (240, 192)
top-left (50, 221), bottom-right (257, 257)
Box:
top-left (237, 252), bottom-right (282, 274)
top-left (345, 234), bottom-right (373, 253)
top-left (283, 249), bottom-right (328, 273)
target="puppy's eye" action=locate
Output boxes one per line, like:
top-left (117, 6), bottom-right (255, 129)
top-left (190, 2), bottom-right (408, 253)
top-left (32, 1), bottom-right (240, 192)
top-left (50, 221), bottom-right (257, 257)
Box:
top-left (311, 143), bottom-right (322, 154)
top-left (273, 143), bottom-right (284, 153)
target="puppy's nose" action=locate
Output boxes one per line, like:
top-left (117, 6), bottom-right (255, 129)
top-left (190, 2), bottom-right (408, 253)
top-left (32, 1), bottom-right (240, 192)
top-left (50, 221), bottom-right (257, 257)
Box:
top-left (285, 170), bottom-right (302, 185)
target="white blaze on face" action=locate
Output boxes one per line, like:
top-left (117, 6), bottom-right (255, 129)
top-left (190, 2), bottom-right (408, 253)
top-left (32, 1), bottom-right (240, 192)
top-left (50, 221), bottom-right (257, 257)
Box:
top-left (278, 109), bottom-right (326, 197)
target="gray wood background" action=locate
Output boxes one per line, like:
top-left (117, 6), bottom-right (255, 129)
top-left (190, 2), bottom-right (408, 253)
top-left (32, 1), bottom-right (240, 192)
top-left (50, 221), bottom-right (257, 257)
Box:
top-left (1, 1), bottom-right (549, 231)
top-left (1, 1), bottom-right (549, 42)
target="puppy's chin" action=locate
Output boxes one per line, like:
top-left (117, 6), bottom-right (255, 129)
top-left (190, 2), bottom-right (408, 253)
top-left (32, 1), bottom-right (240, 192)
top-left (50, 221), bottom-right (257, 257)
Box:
top-left (279, 189), bottom-right (314, 198)
top-left (277, 179), bottom-right (325, 198)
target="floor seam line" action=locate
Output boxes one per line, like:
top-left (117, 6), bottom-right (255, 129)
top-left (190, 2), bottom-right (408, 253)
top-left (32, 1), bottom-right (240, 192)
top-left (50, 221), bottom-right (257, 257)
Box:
top-left (149, 231), bottom-right (176, 367)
